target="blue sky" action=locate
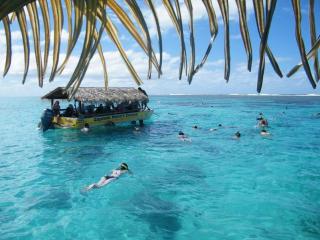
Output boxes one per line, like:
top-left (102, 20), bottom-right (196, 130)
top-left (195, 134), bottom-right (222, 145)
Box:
top-left (0, 0), bottom-right (319, 96)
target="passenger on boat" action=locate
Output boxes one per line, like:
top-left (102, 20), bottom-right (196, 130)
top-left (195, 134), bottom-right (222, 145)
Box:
top-left (132, 101), bottom-right (140, 111)
top-left (81, 123), bottom-right (90, 132)
top-left (52, 101), bottom-right (61, 116)
top-left (95, 104), bottom-right (104, 114)
top-left (104, 104), bottom-right (112, 112)
top-left (140, 99), bottom-right (148, 110)
top-left (64, 104), bottom-right (75, 117)
top-left (86, 105), bottom-right (95, 114)
top-left (85, 163), bottom-right (130, 191)
top-left (115, 102), bottom-right (126, 113)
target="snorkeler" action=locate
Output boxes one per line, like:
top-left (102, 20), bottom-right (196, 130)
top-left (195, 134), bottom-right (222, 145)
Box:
top-left (256, 112), bottom-right (264, 121)
top-left (81, 123), bottom-right (90, 132)
top-left (133, 126), bottom-right (141, 134)
top-left (233, 131), bottom-right (241, 139)
top-left (85, 163), bottom-right (130, 191)
top-left (256, 113), bottom-right (269, 128)
top-left (178, 131), bottom-right (191, 142)
top-left (134, 126), bottom-right (140, 131)
top-left (259, 118), bottom-right (269, 127)
top-left (178, 131), bottom-right (186, 137)
top-left (260, 129), bottom-right (270, 136)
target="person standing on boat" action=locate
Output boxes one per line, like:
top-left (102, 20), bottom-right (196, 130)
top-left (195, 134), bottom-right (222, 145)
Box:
top-left (138, 87), bottom-right (149, 110)
top-left (85, 163), bottom-right (131, 191)
top-left (52, 101), bottom-right (61, 116)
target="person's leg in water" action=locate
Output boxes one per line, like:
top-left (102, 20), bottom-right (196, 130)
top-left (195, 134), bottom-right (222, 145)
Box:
top-left (85, 176), bottom-right (116, 191)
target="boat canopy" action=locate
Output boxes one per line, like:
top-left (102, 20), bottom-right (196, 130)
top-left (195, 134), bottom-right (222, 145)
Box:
top-left (42, 87), bottom-right (148, 103)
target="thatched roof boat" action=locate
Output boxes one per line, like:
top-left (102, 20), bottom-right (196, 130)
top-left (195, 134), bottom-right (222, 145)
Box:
top-left (42, 87), bottom-right (148, 103)
top-left (40, 87), bottom-right (152, 132)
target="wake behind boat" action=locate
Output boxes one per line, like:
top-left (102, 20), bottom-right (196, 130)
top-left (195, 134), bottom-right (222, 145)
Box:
top-left (40, 87), bottom-right (153, 132)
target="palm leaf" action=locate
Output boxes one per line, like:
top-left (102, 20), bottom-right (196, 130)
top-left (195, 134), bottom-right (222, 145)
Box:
top-left (0, 0), bottom-right (319, 95)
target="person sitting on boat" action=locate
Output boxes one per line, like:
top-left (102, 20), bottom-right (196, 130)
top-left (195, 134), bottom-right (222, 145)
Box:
top-left (132, 101), bottom-right (140, 111)
top-left (52, 101), bottom-right (61, 116)
top-left (95, 104), bottom-right (104, 114)
top-left (64, 104), bottom-right (75, 117)
top-left (81, 123), bottom-right (90, 132)
top-left (85, 163), bottom-right (130, 191)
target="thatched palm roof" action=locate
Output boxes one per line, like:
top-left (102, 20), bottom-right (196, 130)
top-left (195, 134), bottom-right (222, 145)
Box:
top-left (42, 87), bottom-right (148, 103)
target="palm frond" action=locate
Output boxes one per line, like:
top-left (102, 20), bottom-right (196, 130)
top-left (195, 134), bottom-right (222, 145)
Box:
top-left (0, 0), bottom-right (319, 96)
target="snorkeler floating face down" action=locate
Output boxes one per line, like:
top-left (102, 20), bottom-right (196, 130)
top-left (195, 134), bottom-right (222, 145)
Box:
top-left (235, 131), bottom-right (241, 138)
top-left (85, 163), bottom-right (130, 192)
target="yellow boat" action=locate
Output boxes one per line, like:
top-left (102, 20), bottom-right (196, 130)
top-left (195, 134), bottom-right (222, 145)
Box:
top-left (40, 87), bottom-right (153, 131)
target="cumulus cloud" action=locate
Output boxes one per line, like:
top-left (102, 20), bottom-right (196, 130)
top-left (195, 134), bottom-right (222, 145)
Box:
top-left (143, 0), bottom-right (253, 37)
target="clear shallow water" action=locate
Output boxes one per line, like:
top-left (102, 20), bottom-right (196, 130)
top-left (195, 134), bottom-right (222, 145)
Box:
top-left (0, 95), bottom-right (320, 240)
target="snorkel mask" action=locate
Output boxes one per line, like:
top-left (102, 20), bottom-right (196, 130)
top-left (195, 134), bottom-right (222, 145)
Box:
top-left (120, 163), bottom-right (129, 171)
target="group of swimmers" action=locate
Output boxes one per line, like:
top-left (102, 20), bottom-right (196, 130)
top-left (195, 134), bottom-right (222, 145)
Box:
top-left (84, 112), bottom-right (271, 192)
top-left (178, 112), bottom-right (271, 141)
top-left (233, 113), bottom-right (270, 138)
top-left (256, 113), bottom-right (270, 136)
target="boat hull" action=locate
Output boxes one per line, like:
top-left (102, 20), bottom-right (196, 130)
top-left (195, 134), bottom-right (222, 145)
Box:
top-left (52, 110), bottom-right (153, 129)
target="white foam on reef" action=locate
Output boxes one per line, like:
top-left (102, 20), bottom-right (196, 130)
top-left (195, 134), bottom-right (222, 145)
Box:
top-left (227, 93), bottom-right (320, 97)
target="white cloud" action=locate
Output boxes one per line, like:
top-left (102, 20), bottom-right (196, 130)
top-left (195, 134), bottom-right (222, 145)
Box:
top-left (144, 0), bottom-right (253, 37)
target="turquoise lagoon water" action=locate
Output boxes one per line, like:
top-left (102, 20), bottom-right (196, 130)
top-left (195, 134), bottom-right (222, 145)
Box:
top-left (0, 95), bottom-right (320, 239)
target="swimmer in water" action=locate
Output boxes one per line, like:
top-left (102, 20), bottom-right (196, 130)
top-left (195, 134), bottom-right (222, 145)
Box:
top-left (259, 118), bottom-right (269, 128)
top-left (192, 125), bottom-right (199, 129)
top-left (233, 131), bottom-right (241, 139)
top-left (178, 131), bottom-right (191, 142)
top-left (178, 131), bottom-right (186, 137)
top-left (85, 163), bottom-right (130, 191)
top-left (260, 129), bottom-right (270, 136)
top-left (81, 123), bottom-right (90, 132)
top-left (133, 126), bottom-right (141, 134)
